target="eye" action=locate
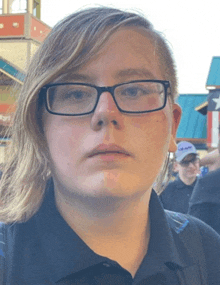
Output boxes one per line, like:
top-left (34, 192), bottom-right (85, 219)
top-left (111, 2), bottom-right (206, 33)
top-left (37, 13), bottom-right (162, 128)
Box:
top-left (63, 89), bottom-right (90, 101)
top-left (120, 86), bottom-right (150, 98)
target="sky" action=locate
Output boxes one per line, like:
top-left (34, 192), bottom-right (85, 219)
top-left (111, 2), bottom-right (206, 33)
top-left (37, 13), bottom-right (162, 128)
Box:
top-left (41, 0), bottom-right (220, 94)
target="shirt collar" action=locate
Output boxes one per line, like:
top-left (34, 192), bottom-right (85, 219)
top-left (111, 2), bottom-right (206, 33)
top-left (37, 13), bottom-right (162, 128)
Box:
top-left (134, 190), bottom-right (188, 282)
top-left (34, 179), bottom-right (189, 283)
top-left (35, 179), bottom-right (111, 282)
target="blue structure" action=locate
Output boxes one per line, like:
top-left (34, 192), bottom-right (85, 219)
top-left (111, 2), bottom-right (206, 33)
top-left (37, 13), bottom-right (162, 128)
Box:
top-left (177, 94), bottom-right (208, 149)
top-left (196, 57), bottom-right (220, 116)
top-left (0, 57), bottom-right (25, 83)
top-left (206, 57), bottom-right (220, 88)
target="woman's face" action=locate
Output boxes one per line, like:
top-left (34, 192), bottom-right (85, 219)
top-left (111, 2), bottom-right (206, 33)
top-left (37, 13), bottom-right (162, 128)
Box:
top-left (44, 27), bottom-right (181, 199)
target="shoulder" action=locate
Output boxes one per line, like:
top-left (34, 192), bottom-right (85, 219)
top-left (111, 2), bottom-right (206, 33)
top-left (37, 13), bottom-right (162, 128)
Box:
top-left (166, 211), bottom-right (220, 258)
top-left (190, 169), bottom-right (220, 205)
top-left (0, 222), bottom-right (5, 258)
top-left (0, 217), bottom-right (37, 254)
top-left (163, 209), bottom-right (220, 283)
top-left (196, 167), bottom-right (220, 185)
top-left (166, 179), bottom-right (178, 188)
top-left (166, 210), bottom-right (219, 238)
top-left (166, 211), bottom-right (220, 277)
top-left (160, 179), bottom-right (181, 204)
top-left (185, 215), bottom-right (220, 282)
top-left (160, 180), bottom-right (178, 196)
top-left (0, 222), bottom-right (5, 282)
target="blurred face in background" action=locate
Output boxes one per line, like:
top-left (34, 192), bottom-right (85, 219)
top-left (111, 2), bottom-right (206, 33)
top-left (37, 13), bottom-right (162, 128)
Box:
top-left (174, 154), bottom-right (200, 184)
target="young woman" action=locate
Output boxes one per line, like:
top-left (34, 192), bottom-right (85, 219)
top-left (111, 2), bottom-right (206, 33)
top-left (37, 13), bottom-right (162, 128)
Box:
top-left (0, 7), bottom-right (220, 284)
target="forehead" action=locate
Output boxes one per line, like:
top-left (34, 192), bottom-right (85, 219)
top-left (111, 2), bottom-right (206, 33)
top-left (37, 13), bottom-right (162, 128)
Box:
top-left (95, 27), bottom-right (161, 72)
top-left (56, 27), bottom-right (164, 83)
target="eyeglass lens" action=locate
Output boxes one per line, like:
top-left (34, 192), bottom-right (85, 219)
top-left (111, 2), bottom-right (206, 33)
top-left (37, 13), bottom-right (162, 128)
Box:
top-left (180, 157), bottom-right (199, 166)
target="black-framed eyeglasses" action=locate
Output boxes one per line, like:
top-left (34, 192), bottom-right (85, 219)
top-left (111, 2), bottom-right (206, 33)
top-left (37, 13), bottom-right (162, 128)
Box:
top-left (40, 80), bottom-right (170, 116)
top-left (179, 156), bottom-right (200, 167)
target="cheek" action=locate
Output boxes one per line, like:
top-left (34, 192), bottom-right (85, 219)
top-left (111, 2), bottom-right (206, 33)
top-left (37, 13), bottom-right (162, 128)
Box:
top-left (127, 109), bottom-right (172, 177)
top-left (44, 116), bottom-right (88, 166)
top-left (192, 164), bottom-right (200, 174)
top-left (131, 109), bottom-right (172, 152)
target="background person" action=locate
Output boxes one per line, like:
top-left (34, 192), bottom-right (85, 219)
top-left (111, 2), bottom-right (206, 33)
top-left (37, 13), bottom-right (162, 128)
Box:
top-left (188, 128), bottom-right (220, 234)
top-left (200, 148), bottom-right (220, 174)
top-left (0, 7), bottom-right (220, 284)
top-left (160, 141), bottom-right (200, 213)
top-left (199, 126), bottom-right (220, 177)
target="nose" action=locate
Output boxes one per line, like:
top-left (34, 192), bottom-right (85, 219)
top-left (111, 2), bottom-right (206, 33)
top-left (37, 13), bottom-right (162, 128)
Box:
top-left (90, 92), bottom-right (124, 131)
top-left (188, 162), bottom-right (196, 168)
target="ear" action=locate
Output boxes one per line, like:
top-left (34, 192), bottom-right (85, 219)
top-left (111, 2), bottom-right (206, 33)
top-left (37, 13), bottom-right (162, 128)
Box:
top-left (169, 103), bottom-right (182, 153)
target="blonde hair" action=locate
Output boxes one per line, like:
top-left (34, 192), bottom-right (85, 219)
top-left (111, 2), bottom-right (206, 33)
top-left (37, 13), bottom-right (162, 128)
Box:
top-left (0, 7), bottom-right (178, 223)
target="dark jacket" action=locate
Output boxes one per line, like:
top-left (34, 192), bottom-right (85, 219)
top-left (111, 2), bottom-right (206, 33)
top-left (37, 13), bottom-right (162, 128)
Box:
top-left (188, 167), bottom-right (220, 234)
top-left (1, 180), bottom-right (220, 284)
top-left (160, 176), bottom-right (197, 213)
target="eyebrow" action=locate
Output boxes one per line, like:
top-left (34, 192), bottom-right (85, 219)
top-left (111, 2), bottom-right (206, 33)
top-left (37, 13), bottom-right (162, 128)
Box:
top-left (57, 68), bottom-right (157, 83)
top-left (56, 73), bottom-right (94, 83)
top-left (115, 68), bottom-right (157, 80)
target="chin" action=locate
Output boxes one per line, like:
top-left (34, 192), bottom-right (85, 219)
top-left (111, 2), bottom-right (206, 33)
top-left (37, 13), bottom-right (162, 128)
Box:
top-left (186, 175), bottom-right (197, 180)
top-left (73, 171), bottom-right (153, 198)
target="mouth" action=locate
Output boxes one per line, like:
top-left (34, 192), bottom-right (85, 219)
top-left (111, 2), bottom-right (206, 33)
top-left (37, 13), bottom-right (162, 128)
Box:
top-left (87, 144), bottom-right (131, 158)
top-left (88, 151), bottom-right (130, 158)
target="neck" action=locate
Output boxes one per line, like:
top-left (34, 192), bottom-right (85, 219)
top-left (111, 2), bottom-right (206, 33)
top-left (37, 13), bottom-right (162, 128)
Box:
top-left (54, 187), bottom-right (152, 276)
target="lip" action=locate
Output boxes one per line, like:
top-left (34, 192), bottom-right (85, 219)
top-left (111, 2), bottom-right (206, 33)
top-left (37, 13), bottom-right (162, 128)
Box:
top-left (87, 144), bottom-right (132, 158)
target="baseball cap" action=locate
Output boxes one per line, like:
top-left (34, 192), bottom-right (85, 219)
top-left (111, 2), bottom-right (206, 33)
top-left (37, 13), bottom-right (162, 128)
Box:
top-left (175, 141), bottom-right (197, 162)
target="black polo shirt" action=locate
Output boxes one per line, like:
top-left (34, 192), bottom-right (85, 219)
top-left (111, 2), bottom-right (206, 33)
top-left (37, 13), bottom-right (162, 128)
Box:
top-left (159, 176), bottom-right (197, 213)
top-left (5, 179), bottom-right (218, 284)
